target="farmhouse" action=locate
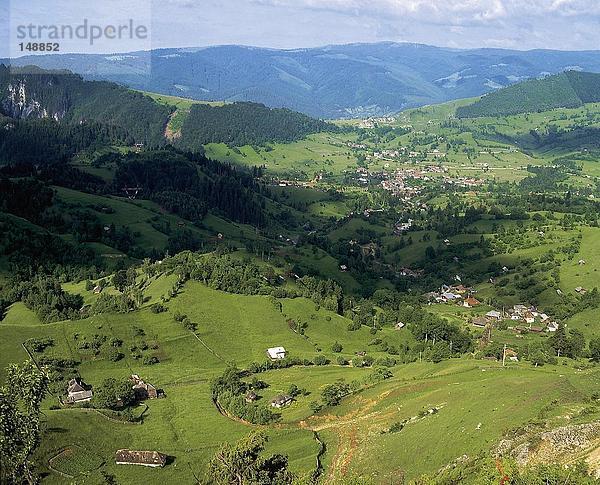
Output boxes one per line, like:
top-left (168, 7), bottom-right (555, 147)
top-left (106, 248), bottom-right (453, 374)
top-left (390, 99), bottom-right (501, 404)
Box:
top-left (115, 449), bottom-right (167, 468)
top-left (267, 347), bottom-right (287, 360)
top-left (130, 375), bottom-right (160, 400)
top-left (513, 304), bottom-right (528, 314)
top-left (547, 322), bottom-right (560, 332)
top-left (271, 395), bottom-right (293, 408)
top-left (66, 378), bottom-right (93, 404)
top-left (472, 316), bottom-right (488, 328)
top-left (463, 297), bottom-right (481, 308)
top-left (485, 310), bottom-right (502, 320)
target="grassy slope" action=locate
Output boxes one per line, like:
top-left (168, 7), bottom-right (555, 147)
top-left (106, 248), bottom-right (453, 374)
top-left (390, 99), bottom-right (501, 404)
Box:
top-left (1, 271), bottom-right (598, 483)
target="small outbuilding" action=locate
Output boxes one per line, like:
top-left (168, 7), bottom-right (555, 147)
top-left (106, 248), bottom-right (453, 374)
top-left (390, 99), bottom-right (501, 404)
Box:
top-left (115, 449), bottom-right (167, 468)
top-left (267, 347), bottom-right (287, 360)
top-left (472, 317), bottom-right (488, 328)
top-left (130, 375), bottom-right (160, 400)
top-left (270, 395), bottom-right (293, 408)
top-left (486, 310), bottom-right (502, 320)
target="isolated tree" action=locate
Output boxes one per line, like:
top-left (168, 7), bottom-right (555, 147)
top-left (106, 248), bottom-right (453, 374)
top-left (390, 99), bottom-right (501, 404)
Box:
top-left (321, 380), bottom-right (350, 406)
top-left (206, 432), bottom-right (294, 484)
top-left (112, 270), bottom-right (128, 292)
top-left (0, 360), bottom-right (49, 485)
top-left (590, 338), bottom-right (600, 363)
top-left (331, 341), bottom-right (343, 353)
top-left (94, 377), bottom-right (136, 410)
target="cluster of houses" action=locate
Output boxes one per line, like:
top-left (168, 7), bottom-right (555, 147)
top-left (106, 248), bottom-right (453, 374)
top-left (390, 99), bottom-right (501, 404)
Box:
top-left (426, 286), bottom-right (560, 334)
top-left (65, 374), bottom-right (160, 405)
top-left (65, 377), bottom-right (170, 468)
top-left (358, 116), bottom-right (396, 129)
top-left (472, 305), bottom-right (559, 333)
top-left (441, 176), bottom-right (484, 188)
top-left (425, 284), bottom-right (479, 305)
top-left (240, 348), bottom-right (296, 409)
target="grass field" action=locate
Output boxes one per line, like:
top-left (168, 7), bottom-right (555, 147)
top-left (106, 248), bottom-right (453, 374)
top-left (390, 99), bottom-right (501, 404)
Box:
top-left (1, 245), bottom-right (599, 484)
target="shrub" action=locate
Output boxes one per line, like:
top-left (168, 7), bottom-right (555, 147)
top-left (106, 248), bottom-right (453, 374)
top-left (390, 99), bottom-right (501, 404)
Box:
top-left (314, 355), bottom-right (329, 366)
top-left (106, 348), bottom-right (124, 362)
top-left (321, 381), bottom-right (350, 406)
top-left (26, 337), bottom-right (54, 353)
top-left (150, 303), bottom-right (167, 314)
top-left (309, 401), bottom-right (323, 413)
top-left (143, 356), bottom-right (159, 365)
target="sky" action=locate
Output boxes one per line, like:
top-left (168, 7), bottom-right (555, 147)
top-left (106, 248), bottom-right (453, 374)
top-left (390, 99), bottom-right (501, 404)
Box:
top-left (2, 0), bottom-right (600, 56)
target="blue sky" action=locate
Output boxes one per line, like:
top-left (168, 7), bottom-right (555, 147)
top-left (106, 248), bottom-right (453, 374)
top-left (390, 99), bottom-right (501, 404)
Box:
top-left (2, 0), bottom-right (600, 55)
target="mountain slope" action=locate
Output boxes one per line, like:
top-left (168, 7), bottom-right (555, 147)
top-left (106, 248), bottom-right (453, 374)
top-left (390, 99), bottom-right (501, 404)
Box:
top-left (0, 65), bottom-right (172, 145)
top-left (456, 71), bottom-right (600, 118)
top-left (7, 43), bottom-right (600, 118)
top-left (0, 65), bottom-right (334, 152)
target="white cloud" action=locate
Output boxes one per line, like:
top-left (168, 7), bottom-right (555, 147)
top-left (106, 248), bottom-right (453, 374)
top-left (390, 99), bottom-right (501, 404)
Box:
top-left (251, 0), bottom-right (600, 25)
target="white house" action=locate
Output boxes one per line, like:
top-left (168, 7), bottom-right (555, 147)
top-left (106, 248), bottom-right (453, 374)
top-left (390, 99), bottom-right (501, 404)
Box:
top-left (267, 347), bottom-right (287, 360)
top-left (486, 310), bottom-right (502, 320)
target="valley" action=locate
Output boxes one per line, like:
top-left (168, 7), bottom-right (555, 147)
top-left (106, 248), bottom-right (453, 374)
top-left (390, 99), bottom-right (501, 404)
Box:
top-left (1, 65), bottom-right (600, 485)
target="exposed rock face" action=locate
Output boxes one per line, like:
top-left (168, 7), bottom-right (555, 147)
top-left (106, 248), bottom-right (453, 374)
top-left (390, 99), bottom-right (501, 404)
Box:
top-left (540, 422), bottom-right (600, 453)
top-left (495, 420), bottom-right (600, 467)
top-left (1, 79), bottom-right (67, 120)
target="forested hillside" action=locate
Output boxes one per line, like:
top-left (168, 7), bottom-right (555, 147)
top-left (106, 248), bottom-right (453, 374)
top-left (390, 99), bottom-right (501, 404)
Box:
top-left (0, 65), bottom-right (172, 145)
top-left (0, 66), bottom-right (335, 151)
top-left (457, 71), bottom-right (600, 118)
top-left (0, 118), bottom-right (129, 165)
top-left (177, 102), bottom-right (335, 150)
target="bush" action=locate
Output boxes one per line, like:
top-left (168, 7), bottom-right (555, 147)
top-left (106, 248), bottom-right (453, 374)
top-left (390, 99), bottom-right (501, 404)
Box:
top-left (321, 381), bottom-right (350, 406)
top-left (331, 341), bottom-right (343, 353)
top-left (26, 337), bottom-right (54, 353)
top-left (314, 355), bottom-right (329, 366)
top-left (150, 303), bottom-right (167, 314)
top-left (106, 348), bottom-right (124, 362)
top-left (309, 401), bottom-right (323, 413)
top-left (369, 367), bottom-right (393, 382)
top-left (173, 311), bottom-right (187, 322)
top-left (143, 356), bottom-right (159, 365)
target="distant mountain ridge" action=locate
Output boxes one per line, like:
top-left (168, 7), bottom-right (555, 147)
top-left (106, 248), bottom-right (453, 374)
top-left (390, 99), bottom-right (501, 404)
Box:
top-left (5, 42), bottom-right (600, 118)
top-left (456, 71), bottom-right (600, 118)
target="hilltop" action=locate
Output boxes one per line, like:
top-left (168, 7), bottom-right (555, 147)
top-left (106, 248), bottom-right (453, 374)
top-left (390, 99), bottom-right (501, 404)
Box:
top-left (457, 71), bottom-right (600, 118)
